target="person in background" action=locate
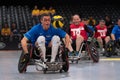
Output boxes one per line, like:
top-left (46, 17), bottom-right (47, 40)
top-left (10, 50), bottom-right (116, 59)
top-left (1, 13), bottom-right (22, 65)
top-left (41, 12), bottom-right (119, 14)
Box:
top-left (94, 20), bottom-right (110, 52)
top-left (105, 15), bottom-right (114, 35)
top-left (32, 5), bottom-right (40, 24)
top-left (39, 6), bottom-right (49, 16)
top-left (11, 22), bottom-right (21, 41)
top-left (82, 18), bottom-right (95, 37)
top-left (111, 18), bottom-right (120, 48)
top-left (48, 6), bottom-right (56, 17)
top-left (32, 5), bottom-right (40, 17)
top-left (1, 23), bottom-right (11, 41)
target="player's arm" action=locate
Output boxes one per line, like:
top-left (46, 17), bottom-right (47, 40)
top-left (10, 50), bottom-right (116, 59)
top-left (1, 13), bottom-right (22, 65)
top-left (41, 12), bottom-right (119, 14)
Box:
top-left (21, 37), bottom-right (29, 54)
top-left (111, 34), bottom-right (115, 40)
top-left (64, 33), bottom-right (70, 48)
top-left (111, 26), bottom-right (116, 40)
top-left (84, 25), bottom-right (94, 37)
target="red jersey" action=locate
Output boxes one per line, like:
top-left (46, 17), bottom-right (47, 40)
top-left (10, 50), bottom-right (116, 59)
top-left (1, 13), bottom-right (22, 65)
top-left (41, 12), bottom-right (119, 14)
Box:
top-left (70, 22), bottom-right (88, 40)
top-left (94, 25), bottom-right (107, 39)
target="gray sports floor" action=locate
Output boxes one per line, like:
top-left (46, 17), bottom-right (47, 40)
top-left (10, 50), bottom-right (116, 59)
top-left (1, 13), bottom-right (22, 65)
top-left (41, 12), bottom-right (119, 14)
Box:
top-left (0, 51), bottom-right (120, 80)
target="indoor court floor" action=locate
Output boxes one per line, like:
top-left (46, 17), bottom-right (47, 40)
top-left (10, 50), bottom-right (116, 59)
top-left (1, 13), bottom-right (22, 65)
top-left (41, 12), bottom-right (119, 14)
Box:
top-left (0, 50), bottom-right (120, 80)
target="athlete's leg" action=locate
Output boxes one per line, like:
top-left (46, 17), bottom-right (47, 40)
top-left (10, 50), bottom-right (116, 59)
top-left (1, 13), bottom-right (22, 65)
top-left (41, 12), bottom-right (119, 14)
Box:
top-left (36, 36), bottom-right (46, 62)
top-left (105, 36), bottom-right (110, 44)
top-left (62, 38), bottom-right (74, 56)
top-left (97, 37), bottom-right (103, 49)
top-left (51, 35), bottom-right (61, 62)
top-left (76, 35), bottom-right (84, 52)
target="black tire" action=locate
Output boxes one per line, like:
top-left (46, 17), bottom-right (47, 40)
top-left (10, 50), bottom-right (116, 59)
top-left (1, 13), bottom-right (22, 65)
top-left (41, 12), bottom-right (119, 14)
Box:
top-left (18, 43), bottom-right (32, 73)
top-left (62, 49), bottom-right (69, 72)
top-left (59, 69), bottom-right (63, 73)
top-left (105, 40), bottom-right (115, 57)
top-left (18, 51), bottom-right (29, 73)
top-left (76, 60), bottom-right (78, 64)
top-left (88, 43), bottom-right (99, 63)
top-left (43, 68), bottom-right (47, 74)
top-left (71, 60), bottom-right (74, 63)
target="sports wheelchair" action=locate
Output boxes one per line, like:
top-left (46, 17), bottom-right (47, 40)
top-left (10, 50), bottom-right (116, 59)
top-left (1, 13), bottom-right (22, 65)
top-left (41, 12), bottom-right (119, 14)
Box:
top-left (105, 39), bottom-right (120, 57)
top-left (69, 37), bottom-right (99, 63)
top-left (18, 41), bottom-right (69, 74)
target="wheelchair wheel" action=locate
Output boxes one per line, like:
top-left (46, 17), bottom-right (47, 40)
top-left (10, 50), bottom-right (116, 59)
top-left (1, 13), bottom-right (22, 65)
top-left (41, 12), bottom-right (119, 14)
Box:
top-left (18, 43), bottom-right (33, 73)
top-left (62, 49), bottom-right (69, 72)
top-left (88, 43), bottom-right (99, 63)
top-left (18, 51), bottom-right (29, 73)
top-left (105, 40), bottom-right (115, 57)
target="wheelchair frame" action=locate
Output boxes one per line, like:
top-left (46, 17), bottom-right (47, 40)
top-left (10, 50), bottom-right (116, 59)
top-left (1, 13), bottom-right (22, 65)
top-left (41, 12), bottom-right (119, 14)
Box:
top-left (105, 39), bottom-right (120, 57)
top-left (69, 37), bottom-right (99, 63)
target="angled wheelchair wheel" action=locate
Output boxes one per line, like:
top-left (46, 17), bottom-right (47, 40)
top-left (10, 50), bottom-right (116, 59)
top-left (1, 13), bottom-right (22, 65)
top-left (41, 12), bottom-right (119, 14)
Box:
top-left (18, 43), bottom-right (33, 73)
top-left (88, 43), bottom-right (99, 63)
top-left (105, 40), bottom-right (115, 57)
top-left (62, 48), bottom-right (69, 72)
top-left (18, 51), bottom-right (29, 73)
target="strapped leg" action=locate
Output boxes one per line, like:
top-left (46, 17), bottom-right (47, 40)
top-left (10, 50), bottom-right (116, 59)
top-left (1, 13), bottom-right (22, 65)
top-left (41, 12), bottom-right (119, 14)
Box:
top-left (51, 35), bottom-right (61, 62)
top-left (36, 36), bottom-right (46, 62)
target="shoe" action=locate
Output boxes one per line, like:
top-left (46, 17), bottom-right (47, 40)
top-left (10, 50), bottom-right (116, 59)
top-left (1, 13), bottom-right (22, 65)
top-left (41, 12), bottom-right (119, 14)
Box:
top-left (75, 51), bottom-right (79, 56)
top-left (69, 51), bottom-right (74, 56)
top-left (21, 53), bottom-right (30, 63)
top-left (50, 58), bottom-right (55, 63)
top-left (102, 48), bottom-right (105, 52)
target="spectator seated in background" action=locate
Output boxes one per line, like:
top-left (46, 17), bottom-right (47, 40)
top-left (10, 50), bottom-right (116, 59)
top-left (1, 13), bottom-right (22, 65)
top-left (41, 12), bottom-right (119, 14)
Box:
top-left (32, 5), bottom-right (40, 17)
top-left (32, 5), bottom-right (40, 24)
top-left (11, 22), bottom-right (21, 41)
top-left (1, 23), bottom-right (11, 42)
top-left (48, 6), bottom-right (56, 17)
top-left (39, 6), bottom-right (49, 16)
top-left (19, 23), bottom-right (27, 37)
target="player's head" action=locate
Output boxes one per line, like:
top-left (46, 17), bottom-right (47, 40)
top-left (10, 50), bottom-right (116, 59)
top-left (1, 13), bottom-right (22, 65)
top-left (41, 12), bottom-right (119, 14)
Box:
top-left (117, 18), bottom-right (120, 26)
top-left (40, 13), bottom-right (51, 30)
top-left (99, 19), bottom-right (105, 27)
top-left (52, 15), bottom-right (64, 28)
top-left (72, 14), bottom-right (81, 25)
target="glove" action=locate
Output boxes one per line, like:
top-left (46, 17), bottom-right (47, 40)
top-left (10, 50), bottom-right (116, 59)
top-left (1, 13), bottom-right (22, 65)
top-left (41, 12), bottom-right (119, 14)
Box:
top-left (23, 53), bottom-right (30, 63)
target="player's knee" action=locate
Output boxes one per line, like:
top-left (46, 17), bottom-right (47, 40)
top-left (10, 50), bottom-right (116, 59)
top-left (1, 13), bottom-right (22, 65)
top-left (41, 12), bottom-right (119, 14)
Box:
top-left (52, 35), bottom-right (60, 46)
top-left (36, 36), bottom-right (45, 46)
top-left (76, 35), bottom-right (84, 42)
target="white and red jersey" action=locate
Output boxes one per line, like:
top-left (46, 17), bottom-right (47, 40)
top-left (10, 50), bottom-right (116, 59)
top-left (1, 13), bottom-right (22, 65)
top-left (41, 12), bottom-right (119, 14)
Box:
top-left (94, 25), bottom-right (107, 39)
top-left (70, 22), bottom-right (88, 40)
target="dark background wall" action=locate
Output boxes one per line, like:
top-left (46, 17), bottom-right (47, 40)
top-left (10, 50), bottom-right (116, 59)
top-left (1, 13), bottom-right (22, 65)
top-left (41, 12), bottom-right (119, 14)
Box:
top-left (0, 0), bottom-right (119, 50)
top-left (0, 0), bottom-right (119, 7)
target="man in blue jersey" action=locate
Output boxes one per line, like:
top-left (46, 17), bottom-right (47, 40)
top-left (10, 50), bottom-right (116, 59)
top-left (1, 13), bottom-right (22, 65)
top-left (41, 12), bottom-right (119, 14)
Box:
top-left (111, 18), bottom-right (120, 47)
top-left (21, 13), bottom-right (72, 63)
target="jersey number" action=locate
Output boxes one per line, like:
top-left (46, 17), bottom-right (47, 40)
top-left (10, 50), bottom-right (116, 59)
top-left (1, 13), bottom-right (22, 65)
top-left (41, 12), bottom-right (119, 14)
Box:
top-left (100, 32), bottom-right (106, 37)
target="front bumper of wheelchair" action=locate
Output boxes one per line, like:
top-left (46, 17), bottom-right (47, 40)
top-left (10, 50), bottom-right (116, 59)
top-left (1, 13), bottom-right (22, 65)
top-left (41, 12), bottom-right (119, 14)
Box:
top-left (34, 59), bottom-right (65, 71)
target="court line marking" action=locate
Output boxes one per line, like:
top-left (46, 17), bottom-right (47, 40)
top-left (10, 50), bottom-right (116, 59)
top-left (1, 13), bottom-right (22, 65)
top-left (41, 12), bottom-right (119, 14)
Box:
top-left (100, 58), bottom-right (120, 61)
